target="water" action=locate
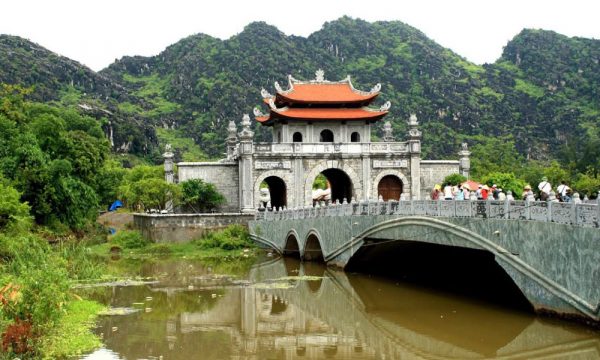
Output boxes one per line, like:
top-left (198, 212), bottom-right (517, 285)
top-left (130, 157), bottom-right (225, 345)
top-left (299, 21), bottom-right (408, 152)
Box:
top-left (80, 257), bottom-right (600, 359)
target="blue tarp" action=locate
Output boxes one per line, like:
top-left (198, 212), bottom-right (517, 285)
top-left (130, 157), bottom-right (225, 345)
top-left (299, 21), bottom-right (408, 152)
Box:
top-left (109, 200), bottom-right (123, 212)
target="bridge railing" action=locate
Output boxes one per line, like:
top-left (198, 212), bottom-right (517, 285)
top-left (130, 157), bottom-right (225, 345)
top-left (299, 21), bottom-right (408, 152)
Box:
top-left (254, 200), bottom-right (600, 228)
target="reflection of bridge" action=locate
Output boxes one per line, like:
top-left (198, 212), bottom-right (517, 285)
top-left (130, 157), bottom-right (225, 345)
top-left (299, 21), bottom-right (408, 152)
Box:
top-left (253, 259), bottom-right (600, 360)
top-left (249, 200), bottom-right (600, 324)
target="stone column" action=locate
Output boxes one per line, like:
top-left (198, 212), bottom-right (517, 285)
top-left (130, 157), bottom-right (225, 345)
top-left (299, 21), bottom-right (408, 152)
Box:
top-left (226, 120), bottom-right (238, 161)
top-left (458, 142), bottom-right (471, 179)
top-left (238, 114), bottom-right (255, 213)
top-left (163, 144), bottom-right (175, 213)
top-left (407, 114), bottom-right (422, 200)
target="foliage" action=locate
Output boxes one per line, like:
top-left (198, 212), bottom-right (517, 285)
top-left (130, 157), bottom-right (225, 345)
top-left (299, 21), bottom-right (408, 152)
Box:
top-left (0, 181), bottom-right (32, 232)
top-left (0, 85), bottom-right (110, 230)
top-left (117, 165), bottom-right (180, 211)
top-left (479, 172), bottom-right (527, 199)
top-left (180, 179), bottom-right (225, 213)
top-left (110, 230), bottom-right (149, 249)
top-left (38, 300), bottom-right (104, 359)
top-left (193, 225), bottom-right (253, 250)
top-left (572, 173), bottom-right (600, 198)
top-left (312, 174), bottom-right (328, 190)
top-left (442, 173), bottom-right (466, 186)
top-left (469, 136), bottom-right (525, 179)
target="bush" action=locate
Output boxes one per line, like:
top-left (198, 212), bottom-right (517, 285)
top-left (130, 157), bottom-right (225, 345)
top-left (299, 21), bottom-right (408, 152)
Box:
top-left (442, 173), bottom-right (467, 186)
top-left (110, 230), bottom-right (148, 249)
top-left (480, 172), bottom-right (526, 199)
top-left (193, 225), bottom-right (252, 250)
top-left (0, 182), bottom-right (32, 233)
top-left (180, 179), bottom-right (225, 213)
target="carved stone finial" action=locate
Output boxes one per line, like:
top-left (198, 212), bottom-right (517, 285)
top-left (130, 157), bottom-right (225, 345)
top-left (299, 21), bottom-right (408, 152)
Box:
top-left (370, 83), bottom-right (381, 93)
top-left (274, 81), bottom-right (283, 93)
top-left (165, 143), bottom-right (172, 152)
top-left (253, 107), bottom-right (266, 118)
top-left (461, 142), bottom-right (469, 151)
top-left (382, 121), bottom-right (394, 142)
top-left (260, 88), bottom-right (272, 99)
top-left (239, 114), bottom-right (254, 140)
top-left (408, 113), bottom-right (418, 125)
top-left (380, 101), bottom-right (391, 111)
top-left (315, 69), bottom-right (325, 82)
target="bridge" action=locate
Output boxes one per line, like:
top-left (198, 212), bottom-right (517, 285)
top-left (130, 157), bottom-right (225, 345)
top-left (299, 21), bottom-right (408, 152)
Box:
top-left (249, 199), bottom-right (600, 324)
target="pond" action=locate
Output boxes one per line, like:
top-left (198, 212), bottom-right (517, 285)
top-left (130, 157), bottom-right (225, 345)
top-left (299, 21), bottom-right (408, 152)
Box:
top-left (79, 256), bottom-right (600, 359)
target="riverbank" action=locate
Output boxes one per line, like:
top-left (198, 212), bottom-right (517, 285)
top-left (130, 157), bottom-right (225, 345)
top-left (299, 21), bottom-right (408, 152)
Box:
top-left (0, 224), bottom-right (259, 358)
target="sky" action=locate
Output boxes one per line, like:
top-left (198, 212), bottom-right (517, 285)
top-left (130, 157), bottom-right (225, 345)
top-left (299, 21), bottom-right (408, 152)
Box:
top-left (2, 0), bottom-right (599, 71)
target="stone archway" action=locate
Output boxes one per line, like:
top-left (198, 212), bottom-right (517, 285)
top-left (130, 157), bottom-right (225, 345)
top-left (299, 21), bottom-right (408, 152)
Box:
top-left (372, 170), bottom-right (410, 200)
top-left (377, 175), bottom-right (403, 201)
top-left (284, 230), bottom-right (301, 258)
top-left (304, 230), bottom-right (324, 262)
top-left (304, 160), bottom-right (362, 206)
top-left (254, 171), bottom-right (291, 209)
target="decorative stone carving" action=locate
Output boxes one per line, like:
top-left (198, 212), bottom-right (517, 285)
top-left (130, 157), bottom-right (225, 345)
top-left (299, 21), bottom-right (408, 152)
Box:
top-left (382, 121), bottom-right (394, 142)
top-left (238, 114), bottom-right (254, 140)
top-left (260, 88), bottom-right (273, 99)
top-left (315, 69), bottom-right (325, 82)
top-left (370, 83), bottom-right (381, 93)
top-left (274, 81), bottom-right (283, 93)
top-left (253, 107), bottom-right (266, 118)
top-left (407, 114), bottom-right (422, 140)
top-left (380, 101), bottom-right (391, 111)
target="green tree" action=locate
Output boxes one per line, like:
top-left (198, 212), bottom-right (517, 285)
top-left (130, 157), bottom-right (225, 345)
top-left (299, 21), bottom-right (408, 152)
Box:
top-left (180, 179), bottom-right (225, 213)
top-left (480, 172), bottom-right (526, 199)
top-left (469, 136), bottom-right (524, 178)
top-left (0, 180), bottom-right (32, 232)
top-left (442, 173), bottom-right (466, 186)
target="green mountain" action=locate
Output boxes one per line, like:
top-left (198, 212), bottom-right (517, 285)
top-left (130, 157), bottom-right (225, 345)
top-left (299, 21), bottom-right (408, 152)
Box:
top-left (0, 34), bottom-right (158, 158)
top-left (2, 17), bottom-right (599, 164)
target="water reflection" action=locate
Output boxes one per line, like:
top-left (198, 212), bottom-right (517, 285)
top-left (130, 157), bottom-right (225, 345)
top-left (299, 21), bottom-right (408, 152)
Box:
top-left (81, 258), bottom-right (600, 359)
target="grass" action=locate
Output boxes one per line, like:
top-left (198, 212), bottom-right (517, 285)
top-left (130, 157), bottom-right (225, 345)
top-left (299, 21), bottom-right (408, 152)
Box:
top-left (155, 127), bottom-right (209, 161)
top-left (38, 300), bottom-right (105, 359)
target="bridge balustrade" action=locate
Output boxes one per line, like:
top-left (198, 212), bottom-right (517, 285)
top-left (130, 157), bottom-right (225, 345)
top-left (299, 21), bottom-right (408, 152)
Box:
top-left (255, 199), bottom-right (600, 228)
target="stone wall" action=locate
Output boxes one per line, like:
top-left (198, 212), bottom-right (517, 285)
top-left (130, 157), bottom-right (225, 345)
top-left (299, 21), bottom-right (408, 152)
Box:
top-left (420, 160), bottom-right (460, 199)
top-left (134, 213), bottom-right (254, 243)
top-left (178, 162), bottom-right (240, 212)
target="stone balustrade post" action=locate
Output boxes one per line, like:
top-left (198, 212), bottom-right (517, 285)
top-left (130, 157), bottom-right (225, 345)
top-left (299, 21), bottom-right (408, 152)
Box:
top-left (504, 199), bottom-right (510, 219)
top-left (571, 202), bottom-right (577, 225)
top-left (547, 201), bottom-right (553, 223)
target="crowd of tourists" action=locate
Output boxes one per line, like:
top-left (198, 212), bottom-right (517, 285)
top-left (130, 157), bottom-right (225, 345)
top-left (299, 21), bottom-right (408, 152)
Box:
top-left (430, 176), bottom-right (598, 204)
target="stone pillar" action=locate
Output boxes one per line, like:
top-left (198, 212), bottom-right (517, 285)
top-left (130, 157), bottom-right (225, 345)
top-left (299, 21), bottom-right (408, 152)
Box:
top-left (238, 114), bottom-right (255, 213)
top-left (458, 142), bottom-right (471, 179)
top-left (163, 144), bottom-right (175, 213)
top-left (407, 114), bottom-right (422, 200)
top-left (226, 120), bottom-right (238, 160)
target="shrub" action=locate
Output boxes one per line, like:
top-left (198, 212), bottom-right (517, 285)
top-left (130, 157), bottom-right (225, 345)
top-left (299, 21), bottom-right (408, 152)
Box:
top-left (193, 225), bottom-right (252, 250)
top-left (0, 182), bottom-right (32, 233)
top-left (110, 230), bottom-right (148, 249)
top-left (442, 173), bottom-right (467, 186)
top-left (180, 179), bottom-right (225, 213)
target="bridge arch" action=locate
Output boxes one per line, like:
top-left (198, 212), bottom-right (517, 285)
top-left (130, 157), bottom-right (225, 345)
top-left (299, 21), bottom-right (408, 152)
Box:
top-left (340, 216), bottom-right (597, 319)
top-left (304, 160), bottom-right (362, 206)
top-left (303, 230), bottom-right (325, 262)
top-left (254, 171), bottom-right (291, 209)
top-left (372, 170), bottom-right (410, 201)
top-left (284, 230), bottom-right (301, 258)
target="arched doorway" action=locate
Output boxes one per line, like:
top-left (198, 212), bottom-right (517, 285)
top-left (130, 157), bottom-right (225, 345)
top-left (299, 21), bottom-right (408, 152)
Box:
top-left (284, 233), bottom-right (300, 258)
top-left (304, 233), bottom-right (324, 262)
top-left (314, 168), bottom-right (352, 204)
top-left (261, 176), bottom-right (287, 209)
top-left (377, 175), bottom-right (403, 201)
top-left (320, 129), bottom-right (334, 142)
top-left (293, 132), bottom-right (303, 142)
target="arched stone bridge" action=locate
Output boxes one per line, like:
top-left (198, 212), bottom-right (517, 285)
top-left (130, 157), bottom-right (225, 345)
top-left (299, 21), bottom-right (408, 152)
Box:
top-left (249, 199), bottom-right (600, 324)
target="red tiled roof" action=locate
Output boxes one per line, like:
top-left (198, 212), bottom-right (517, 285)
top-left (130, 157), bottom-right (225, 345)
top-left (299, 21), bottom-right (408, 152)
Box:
top-left (256, 107), bottom-right (387, 123)
top-left (278, 83), bottom-right (378, 103)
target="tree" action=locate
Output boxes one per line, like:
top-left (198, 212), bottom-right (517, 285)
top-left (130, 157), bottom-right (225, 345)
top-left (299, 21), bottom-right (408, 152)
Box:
top-left (442, 173), bottom-right (467, 186)
top-left (125, 178), bottom-right (180, 211)
top-left (469, 136), bottom-right (524, 179)
top-left (0, 180), bottom-right (32, 232)
top-left (480, 172), bottom-right (526, 199)
top-left (180, 179), bottom-right (225, 213)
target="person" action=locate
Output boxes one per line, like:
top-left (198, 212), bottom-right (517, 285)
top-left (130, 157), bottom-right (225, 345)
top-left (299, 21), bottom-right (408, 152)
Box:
top-left (506, 190), bottom-right (515, 201)
top-left (431, 184), bottom-right (442, 200)
top-left (522, 184), bottom-right (532, 199)
top-left (557, 180), bottom-right (570, 202)
top-left (491, 184), bottom-right (499, 199)
top-left (538, 177), bottom-right (552, 201)
top-left (481, 185), bottom-right (489, 200)
top-left (455, 184), bottom-right (465, 200)
top-left (563, 188), bottom-right (573, 203)
top-left (476, 185), bottom-right (483, 200)
top-left (463, 186), bottom-right (471, 200)
top-left (497, 188), bottom-right (506, 201)
top-left (443, 184), bottom-right (453, 200)
top-left (572, 192), bottom-right (582, 204)
top-left (470, 191), bottom-right (477, 201)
